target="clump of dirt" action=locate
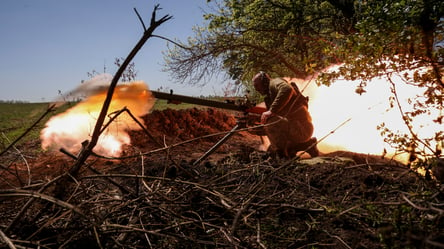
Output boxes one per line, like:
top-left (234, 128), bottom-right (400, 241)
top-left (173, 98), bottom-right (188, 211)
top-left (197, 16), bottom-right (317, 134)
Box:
top-left (0, 108), bottom-right (442, 249)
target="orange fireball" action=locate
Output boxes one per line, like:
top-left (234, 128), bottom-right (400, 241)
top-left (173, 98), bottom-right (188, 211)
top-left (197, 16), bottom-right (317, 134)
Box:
top-left (41, 81), bottom-right (155, 157)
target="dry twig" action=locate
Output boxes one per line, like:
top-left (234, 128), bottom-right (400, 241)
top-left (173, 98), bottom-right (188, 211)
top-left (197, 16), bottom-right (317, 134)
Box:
top-left (0, 189), bottom-right (86, 218)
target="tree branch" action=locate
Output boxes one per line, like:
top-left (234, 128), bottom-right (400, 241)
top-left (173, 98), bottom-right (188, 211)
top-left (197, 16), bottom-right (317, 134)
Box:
top-left (70, 5), bottom-right (171, 176)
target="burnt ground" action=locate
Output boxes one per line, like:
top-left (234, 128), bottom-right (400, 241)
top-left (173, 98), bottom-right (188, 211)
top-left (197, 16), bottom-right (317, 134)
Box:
top-left (0, 108), bottom-right (443, 249)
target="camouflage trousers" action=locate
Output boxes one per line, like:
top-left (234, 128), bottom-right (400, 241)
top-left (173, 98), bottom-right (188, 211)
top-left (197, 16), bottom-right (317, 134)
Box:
top-left (265, 115), bottom-right (314, 157)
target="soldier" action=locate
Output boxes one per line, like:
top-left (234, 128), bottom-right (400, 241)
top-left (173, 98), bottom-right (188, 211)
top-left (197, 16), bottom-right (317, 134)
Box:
top-left (252, 71), bottom-right (319, 158)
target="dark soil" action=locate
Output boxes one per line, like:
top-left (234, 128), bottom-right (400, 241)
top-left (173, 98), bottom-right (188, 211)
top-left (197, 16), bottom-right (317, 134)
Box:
top-left (0, 108), bottom-right (443, 249)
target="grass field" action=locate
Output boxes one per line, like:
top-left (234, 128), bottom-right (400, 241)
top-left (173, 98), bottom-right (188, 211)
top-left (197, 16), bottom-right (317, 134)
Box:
top-left (151, 99), bottom-right (197, 110)
top-left (0, 102), bottom-right (56, 147)
top-left (0, 99), bottom-right (200, 149)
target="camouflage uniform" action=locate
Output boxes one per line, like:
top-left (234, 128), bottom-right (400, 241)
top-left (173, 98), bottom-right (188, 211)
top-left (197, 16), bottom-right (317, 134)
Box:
top-left (263, 78), bottom-right (317, 157)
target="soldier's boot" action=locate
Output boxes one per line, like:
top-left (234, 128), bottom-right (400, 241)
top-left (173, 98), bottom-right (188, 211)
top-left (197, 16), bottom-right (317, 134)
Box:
top-left (287, 137), bottom-right (319, 158)
top-left (305, 137), bottom-right (320, 157)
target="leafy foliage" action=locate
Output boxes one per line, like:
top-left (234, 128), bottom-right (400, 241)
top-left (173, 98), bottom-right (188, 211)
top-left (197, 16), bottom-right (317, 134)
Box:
top-left (339, 0), bottom-right (444, 163)
top-left (164, 0), bottom-right (443, 162)
top-left (165, 0), bottom-right (352, 82)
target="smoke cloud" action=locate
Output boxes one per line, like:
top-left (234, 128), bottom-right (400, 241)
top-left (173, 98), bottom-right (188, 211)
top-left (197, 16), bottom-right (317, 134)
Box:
top-left (41, 76), bottom-right (155, 157)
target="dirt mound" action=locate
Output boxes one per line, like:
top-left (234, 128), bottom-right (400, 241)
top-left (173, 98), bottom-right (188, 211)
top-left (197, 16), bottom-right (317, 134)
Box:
top-left (130, 107), bottom-right (241, 148)
top-left (129, 108), bottom-right (260, 163)
top-left (324, 150), bottom-right (400, 165)
top-left (143, 108), bottom-right (237, 140)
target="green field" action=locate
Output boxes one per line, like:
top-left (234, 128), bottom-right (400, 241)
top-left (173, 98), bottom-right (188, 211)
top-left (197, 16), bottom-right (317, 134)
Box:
top-left (151, 99), bottom-right (197, 110)
top-left (0, 99), bottom-right (199, 149)
top-left (0, 102), bottom-right (56, 147)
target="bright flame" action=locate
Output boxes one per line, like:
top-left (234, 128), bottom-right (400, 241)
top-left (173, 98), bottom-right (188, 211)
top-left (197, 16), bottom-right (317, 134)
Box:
top-left (288, 69), bottom-right (442, 164)
top-left (41, 80), bottom-right (155, 157)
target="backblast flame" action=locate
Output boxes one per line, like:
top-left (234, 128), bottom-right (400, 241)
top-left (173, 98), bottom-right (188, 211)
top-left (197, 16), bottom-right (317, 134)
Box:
top-left (40, 81), bottom-right (155, 157)
top-left (289, 69), bottom-right (442, 163)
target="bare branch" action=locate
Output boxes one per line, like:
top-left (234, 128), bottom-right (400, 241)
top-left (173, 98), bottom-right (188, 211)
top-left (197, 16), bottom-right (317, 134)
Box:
top-left (134, 8), bottom-right (147, 31)
top-left (0, 189), bottom-right (86, 218)
top-left (70, 6), bottom-right (172, 176)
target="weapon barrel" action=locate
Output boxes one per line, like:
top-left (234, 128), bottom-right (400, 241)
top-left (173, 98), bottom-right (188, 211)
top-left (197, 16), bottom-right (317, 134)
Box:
top-left (150, 90), bottom-right (246, 112)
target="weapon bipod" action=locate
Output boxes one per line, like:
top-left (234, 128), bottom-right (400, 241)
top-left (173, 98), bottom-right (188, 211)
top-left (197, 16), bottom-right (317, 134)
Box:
top-left (192, 113), bottom-right (248, 166)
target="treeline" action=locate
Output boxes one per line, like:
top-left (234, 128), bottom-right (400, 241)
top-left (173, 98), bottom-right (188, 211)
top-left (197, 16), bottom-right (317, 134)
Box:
top-left (0, 100), bottom-right (30, 104)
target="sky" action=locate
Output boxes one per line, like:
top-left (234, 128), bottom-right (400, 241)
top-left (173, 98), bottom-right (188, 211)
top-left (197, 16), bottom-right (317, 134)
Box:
top-left (0, 0), bottom-right (221, 102)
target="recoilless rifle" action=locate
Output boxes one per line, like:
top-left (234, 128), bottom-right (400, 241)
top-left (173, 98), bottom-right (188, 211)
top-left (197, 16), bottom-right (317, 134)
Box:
top-left (149, 90), bottom-right (266, 165)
